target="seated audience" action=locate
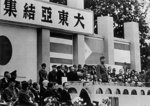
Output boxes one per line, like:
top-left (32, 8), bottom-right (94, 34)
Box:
top-left (61, 82), bottom-right (72, 106)
top-left (2, 81), bottom-right (18, 104)
top-left (17, 81), bottom-right (36, 106)
top-left (116, 69), bottom-right (124, 83)
top-left (10, 70), bottom-right (20, 91)
top-left (30, 82), bottom-right (40, 104)
top-left (79, 82), bottom-right (93, 106)
top-left (40, 80), bottom-right (49, 105)
top-left (43, 82), bottom-right (54, 99)
top-left (110, 68), bottom-right (117, 82)
top-left (0, 71), bottom-right (11, 92)
top-left (0, 62), bottom-right (148, 106)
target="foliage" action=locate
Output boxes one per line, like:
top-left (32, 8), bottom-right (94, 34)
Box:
top-left (49, 0), bottom-right (67, 5)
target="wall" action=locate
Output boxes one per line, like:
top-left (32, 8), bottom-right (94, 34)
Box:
top-left (84, 35), bottom-right (131, 66)
top-left (68, 82), bottom-right (150, 106)
top-left (114, 38), bottom-right (131, 66)
top-left (85, 35), bottom-right (104, 65)
top-left (50, 32), bottom-right (73, 66)
top-left (0, 24), bottom-right (37, 81)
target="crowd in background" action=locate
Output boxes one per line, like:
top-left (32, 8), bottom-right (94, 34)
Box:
top-left (0, 56), bottom-right (148, 106)
top-left (39, 56), bottom-right (146, 87)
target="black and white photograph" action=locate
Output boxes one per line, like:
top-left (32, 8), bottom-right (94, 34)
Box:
top-left (0, 0), bottom-right (150, 106)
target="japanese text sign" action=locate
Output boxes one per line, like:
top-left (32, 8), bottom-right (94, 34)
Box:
top-left (0, 0), bottom-right (94, 34)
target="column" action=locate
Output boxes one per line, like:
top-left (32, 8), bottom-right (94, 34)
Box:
top-left (97, 16), bottom-right (114, 64)
top-left (73, 35), bottom-right (85, 65)
top-left (67, 0), bottom-right (84, 9)
top-left (124, 22), bottom-right (141, 72)
top-left (37, 29), bottom-right (50, 81)
top-left (67, 0), bottom-right (85, 65)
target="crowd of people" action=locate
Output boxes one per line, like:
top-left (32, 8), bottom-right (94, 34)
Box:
top-left (39, 56), bottom-right (146, 87)
top-left (0, 70), bottom-right (93, 106)
top-left (0, 56), bottom-right (148, 106)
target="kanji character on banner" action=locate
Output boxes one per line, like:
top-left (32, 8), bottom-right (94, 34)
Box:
top-left (74, 13), bottom-right (85, 29)
top-left (41, 6), bottom-right (52, 23)
top-left (23, 3), bottom-right (35, 20)
top-left (58, 10), bottom-right (69, 26)
top-left (4, 0), bottom-right (17, 17)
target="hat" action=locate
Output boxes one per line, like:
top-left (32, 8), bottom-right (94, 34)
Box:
top-left (11, 70), bottom-right (17, 76)
top-left (52, 65), bottom-right (57, 68)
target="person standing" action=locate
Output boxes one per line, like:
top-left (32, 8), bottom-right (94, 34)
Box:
top-left (30, 82), bottom-right (40, 104)
top-left (67, 66), bottom-right (78, 81)
top-left (2, 81), bottom-right (18, 104)
top-left (39, 63), bottom-right (47, 106)
top-left (96, 56), bottom-right (108, 82)
top-left (40, 80), bottom-right (49, 106)
top-left (56, 66), bottom-right (64, 85)
top-left (48, 65), bottom-right (57, 83)
top-left (39, 63), bottom-right (47, 86)
top-left (17, 81), bottom-right (36, 106)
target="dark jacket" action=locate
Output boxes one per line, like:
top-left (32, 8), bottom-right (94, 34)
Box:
top-left (30, 88), bottom-right (40, 104)
top-left (48, 70), bottom-right (57, 82)
top-left (61, 89), bottom-right (72, 105)
top-left (17, 90), bottom-right (36, 106)
top-left (56, 70), bottom-right (64, 84)
top-left (79, 88), bottom-right (93, 106)
top-left (96, 64), bottom-right (108, 82)
top-left (0, 78), bottom-right (9, 91)
top-left (43, 89), bottom-right (54, 99)
top-left (2, 87), bottom-right (18, 102)
top-left (39, 69), bottom-right (47, 85)
top-left (67, 71), bottom-right (79, 81)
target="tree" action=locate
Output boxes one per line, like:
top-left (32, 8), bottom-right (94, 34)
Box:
top-left (49, 0), bottom-right (67, 5)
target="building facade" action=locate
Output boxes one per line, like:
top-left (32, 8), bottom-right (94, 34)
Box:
top-left (0, 0), bottom-right (141, 81)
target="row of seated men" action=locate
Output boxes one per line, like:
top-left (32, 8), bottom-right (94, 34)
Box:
top-left (0, 70), bottom-right (94, 106)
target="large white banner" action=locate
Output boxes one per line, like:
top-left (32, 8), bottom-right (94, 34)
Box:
top-left (0, 0), bottom-right (94, 34)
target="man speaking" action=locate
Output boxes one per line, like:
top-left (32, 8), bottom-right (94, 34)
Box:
top-left (96, 56), bottom-right (108, 82)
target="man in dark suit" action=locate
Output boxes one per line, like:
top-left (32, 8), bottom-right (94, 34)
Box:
top-left (67, 66), bottom-right (79, 81)
top-left (48, 65), bottom-right (57, 83)
top-left (96, 56), bottom-right (108, 82)
top-left (0, 71), bottom-right (11, 92)
top-left (40, 80), bottom-right (49, 106)
top-left (17, 81), bottom-right (36, 106)
top-left (56, 66), bottom-right (64, 85)
top-left (61, 82), bottom-right (72, 106)
top-left (79, 82), bottom-right (93, 106)
top-left (39, 63), bottom-right (47, 86)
